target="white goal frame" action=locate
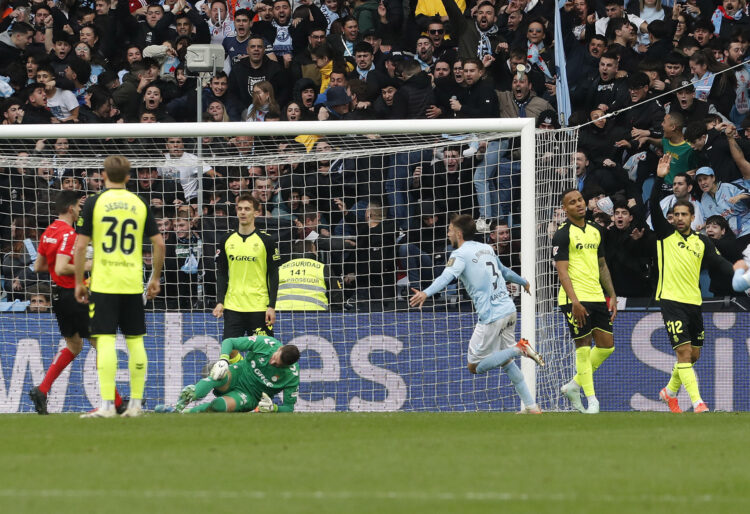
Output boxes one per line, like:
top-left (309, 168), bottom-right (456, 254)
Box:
top-left (0, 118), bottom-right (538, 406)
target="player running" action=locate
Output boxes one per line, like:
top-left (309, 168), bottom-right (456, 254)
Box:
top-left (652, 156), bottom-right (741, 413)
top-left (156, 334), bottom-right (300, 413)
top-left (552, 188), bottom-right (617, 414)
top-left (28, 191), bottom-right (126, 414)
top-left (410, 214), bottom-right (544, 414)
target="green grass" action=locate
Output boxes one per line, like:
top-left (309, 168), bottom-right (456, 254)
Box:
top-left (1, 413), bottom-right (748, 514)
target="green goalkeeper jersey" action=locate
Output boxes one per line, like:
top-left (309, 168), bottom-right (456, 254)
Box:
top-left (221, 335), bottom-right (300, 412)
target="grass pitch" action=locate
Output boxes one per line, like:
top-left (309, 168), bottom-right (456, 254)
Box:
top-left (1, 413), bottom-right (748, 514)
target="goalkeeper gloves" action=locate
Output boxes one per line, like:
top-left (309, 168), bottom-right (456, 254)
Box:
top-left (256, 392), bottom-right (278, 413)
top-left (210, 355), bottom-right (230, 380)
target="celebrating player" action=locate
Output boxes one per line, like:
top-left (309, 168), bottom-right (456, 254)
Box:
top-left (213, 193), bottom-right (280, 363)
top-left (29, 191), bottom-right (125, 414)
top-left (410, 215), bottom-right (545, 414)
top-left (552, 188), bottom-right (617, 414)
top-left (156, 335), bottom-right (300, 414)
top-left (74, 156), bottom-right (165, 418)
top-left (652, 156), bottom-right (739, 413)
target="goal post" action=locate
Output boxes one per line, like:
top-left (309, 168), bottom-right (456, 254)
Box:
top-left (0, 119), bottom-right (578, 413)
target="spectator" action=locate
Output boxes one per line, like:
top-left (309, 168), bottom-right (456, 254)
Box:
top-left (595, 0), bottom-right (648, 37)
top-left (440, 0), bottom-right (501, 62)
top-left (327, 15), bottom-right (360, 62)
top-left (696, 166), bottom-right (750, 247)
top-left (26, 283), bottom-right (51, 313)
top-left (647, 172), bottom-right (704, 231)
top-left (604, 201), bottom-right (654, 298)
top-left (227, 35), bottom-right (288, 120)
top-left (415, 145), bottom-right (476, 216)
top-left (159, 137), bottom-right (215, 203)
top-left (398, 201), bottom-right (448, 291)
top-left (0, 22), bottom-right (34, 70)
top-left (244, 80), bottom-right (279, 121)
top-left (685, 120), bottom-right (741, 183)
top-left (171, 215), bottom-right (204, 309)
top-left (488, 218), bottom-right (520, 275)
top-left (20, 82), bottom-right (54, 124)
top-left (348, 199), bottom-right (397, 303)
top-left (584, 50), bottom-right (629, 114)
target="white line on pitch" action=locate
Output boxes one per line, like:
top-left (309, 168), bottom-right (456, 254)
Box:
top-left (0, 489), bottom-right (746, 504)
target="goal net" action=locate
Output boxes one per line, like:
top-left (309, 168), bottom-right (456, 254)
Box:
top-left (0, 120), bottom-right (578, 413)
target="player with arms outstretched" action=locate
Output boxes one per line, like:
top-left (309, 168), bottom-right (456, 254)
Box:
top-left (652, 156), bottom-right (741, 413)
top-left (29, 191), bottom-right (125, 414)
top-left (410, 215), bottom-right (544, 414)
top-left (553, 188), bottom-right (617, 414)
top-left (157, 335), bottom-right (300, 413)
top-left (74, 156), bottom-right (165, 418)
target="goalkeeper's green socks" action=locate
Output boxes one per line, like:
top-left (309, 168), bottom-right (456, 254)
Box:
top-left (575, 346), bottom-right (595, 398)
top-left (96, 334), bottom-right (117, 402)
top-left (125, 336), bottom-right (147, 400)
top-left (677, 363), bottom-right (703, 407)
top-left (194, 377), bottom-right (227, 399)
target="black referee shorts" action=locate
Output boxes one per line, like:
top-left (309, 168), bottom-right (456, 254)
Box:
top-left (88, 292), bottom-right (146, 337)
top-left (222, 309), bottom-right (273, 341)
top-left (660, 299), bottom-right (704, 349)
top-left (52, 286), bottom-right (90, 339)
top-left (560, 301), bottom-right (612, 340)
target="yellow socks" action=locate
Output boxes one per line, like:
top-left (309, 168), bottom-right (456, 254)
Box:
top-left (96, 334), bottom-right (117, 402)
top-left (125, 336), bottom-right (147, 400)
top-left (666, 363), bottom-right (681, 395)
top-left (590, 346), bottom-right (614, 373)
top-left (575, 346), bottom-right (594, 397)
top-left (677, 363), bottom-right (702, 405)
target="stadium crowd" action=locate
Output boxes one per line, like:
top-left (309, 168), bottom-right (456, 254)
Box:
top-left (2, 0), bottom-right (750, 309)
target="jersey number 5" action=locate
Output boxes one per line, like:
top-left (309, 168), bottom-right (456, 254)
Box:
top-left (102, 216), bottom-right (138, 255)
top-left (486, 261), bottom-right (500, 289)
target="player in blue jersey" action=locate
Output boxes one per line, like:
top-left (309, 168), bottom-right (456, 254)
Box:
top-left (410, 215), bottom-right (545, 413)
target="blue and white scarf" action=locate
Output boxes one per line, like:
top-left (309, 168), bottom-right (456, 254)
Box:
top-left (476, 22), bottom-right (498, 59)
top-left (693, 72), bottom-right (715, 101)
top-left (711, 6), bottom-right (744, 35)
top-left (320, 5), bottom-right (339, 34)
top-left (272, 21), bottom-right (293, 55)
top-left (357, 63), bottom-right (375, 81)
top-left (527, 41), bottom-right (553, 79)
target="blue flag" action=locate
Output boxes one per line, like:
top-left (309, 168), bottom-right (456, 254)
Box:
top-left (555, 1), bottom-right (572, 126)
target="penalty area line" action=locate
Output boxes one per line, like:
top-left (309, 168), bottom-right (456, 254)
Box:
top-left (0, 489), bottom-right (746, 504)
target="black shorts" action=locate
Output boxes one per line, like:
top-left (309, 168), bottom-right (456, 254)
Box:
top-left (560, 301), bottom-right (612, 340)
top-left (89, 292), bottom-right (146, 337)
top-left (52, 286), bottom-right (90, 338)
top-left (660, 299), bottom-right (704, 349)
top-left (222, 309), bottom-right (273, 340)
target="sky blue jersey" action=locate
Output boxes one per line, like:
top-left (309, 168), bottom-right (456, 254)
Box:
top-left (424, 241), bottom-right (528, 324)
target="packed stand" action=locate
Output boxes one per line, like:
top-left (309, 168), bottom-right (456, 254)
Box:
top-left (2, 0), bottom-right (750, 310)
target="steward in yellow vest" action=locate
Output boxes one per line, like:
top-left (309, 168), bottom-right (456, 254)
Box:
top-left (276, 242), bottom-right (328, 311)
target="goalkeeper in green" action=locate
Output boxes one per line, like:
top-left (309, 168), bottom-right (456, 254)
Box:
top-left (161, 335), bottom-right (300, 413)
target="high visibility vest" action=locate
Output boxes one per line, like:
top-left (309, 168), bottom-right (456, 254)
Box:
top-left (276, 258), bottom-right (328, 311)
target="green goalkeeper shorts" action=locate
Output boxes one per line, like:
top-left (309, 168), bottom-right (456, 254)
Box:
top-left (218, 390), bottom-right (259, 412)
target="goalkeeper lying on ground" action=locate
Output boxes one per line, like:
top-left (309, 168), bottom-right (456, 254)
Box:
top-left (157, 335), bottom-right (300, 413)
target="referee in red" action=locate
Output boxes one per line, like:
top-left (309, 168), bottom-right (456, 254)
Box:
top-left (29, 191), bottom-right (123, 414)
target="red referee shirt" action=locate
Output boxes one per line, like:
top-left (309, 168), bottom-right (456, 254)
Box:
top-left (38, 220), bottom-right (77, 289)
